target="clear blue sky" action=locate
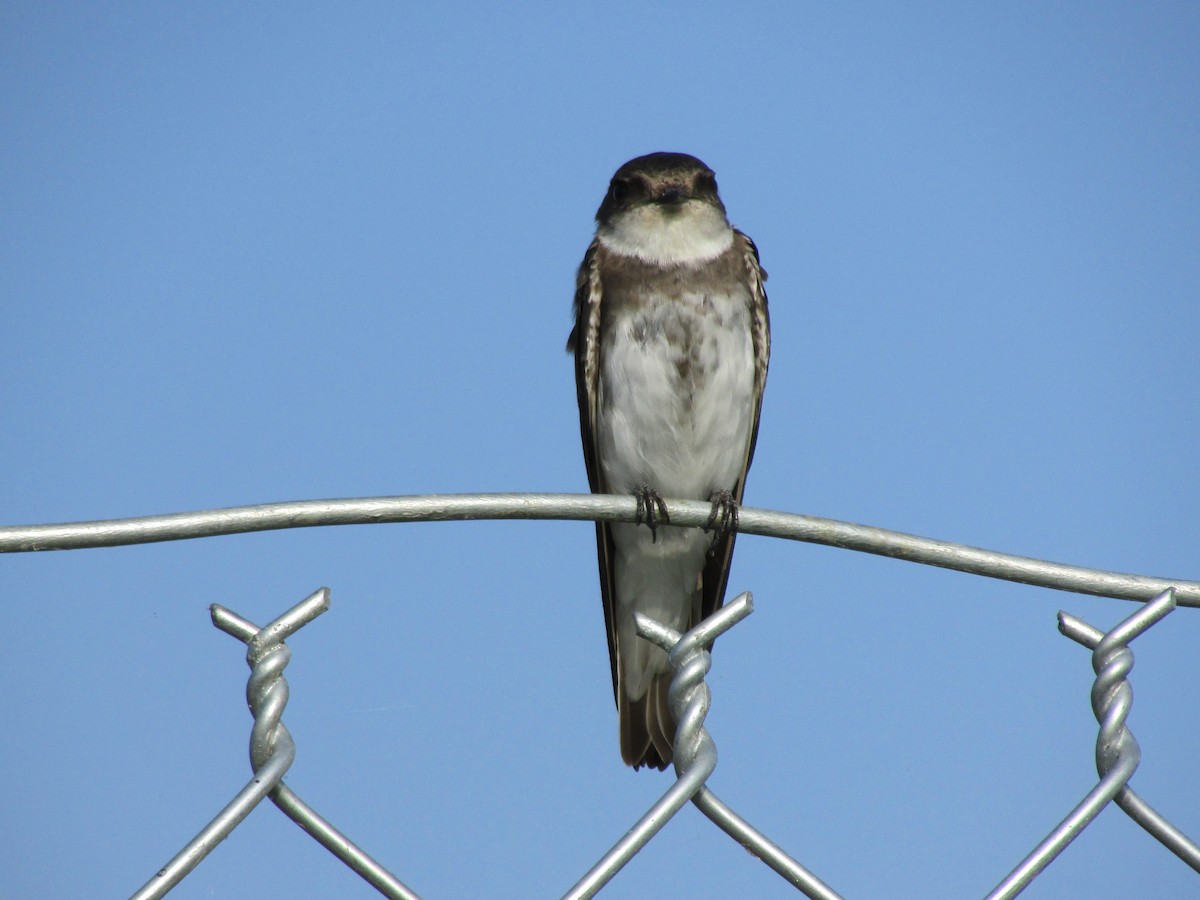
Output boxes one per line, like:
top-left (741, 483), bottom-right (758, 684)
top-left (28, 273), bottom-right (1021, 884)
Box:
top-left (3, 4), bottom-right (1198, 898)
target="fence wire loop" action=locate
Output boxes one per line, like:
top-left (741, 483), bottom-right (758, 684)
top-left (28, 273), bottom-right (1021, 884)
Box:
top-left (642, 591), bottom-right (753, 773)
top-left (562, 603), bottom-right (736, 900)
top-left (567, 594), bottom-right (844, 900)
top-left (131, 589), bottom-right (420, 900)
top-left (1058, 590), bottom-right (1200, 874)
top-left (985, 589), bottom-right (1197, 900)
top-left (127, 592), bottom-right (324, 900)
top-left (212, 589), bottom-right (330, 777)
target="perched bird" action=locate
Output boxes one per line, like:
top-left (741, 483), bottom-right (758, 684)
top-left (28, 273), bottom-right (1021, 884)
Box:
top-left (567, 152), bottom-right (770, 769)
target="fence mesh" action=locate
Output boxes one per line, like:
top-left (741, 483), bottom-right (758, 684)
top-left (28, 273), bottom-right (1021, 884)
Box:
top-left (2, 492), bottom-right (1197, 898)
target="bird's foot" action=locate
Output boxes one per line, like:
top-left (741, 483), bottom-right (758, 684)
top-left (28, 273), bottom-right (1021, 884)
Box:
top-left (633, 484), bottom-right (670, 543)
top-left (705, 489), bottom-right (739, 552)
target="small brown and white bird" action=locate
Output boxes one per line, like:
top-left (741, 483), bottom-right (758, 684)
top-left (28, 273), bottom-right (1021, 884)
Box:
top-left (567, 152), bottom-right (770, 769)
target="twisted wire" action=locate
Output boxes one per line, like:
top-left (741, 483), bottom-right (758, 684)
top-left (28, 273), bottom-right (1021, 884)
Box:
top-left (666, 642), bottom-right (714, 773)
top-left (131, 589), bottom-right (419, 900)
top-left (212, 593), bottom-right (420, 900)
top-left (565, 595), bottom-right (844, 900)
top-left (985, 589), bottom-right (1180, 899)
top-left (1089, 621), bottom-right (1139, 783)
top-left (1058, 590), bottom-right (1200, 873)
top-left (671, 595), bottom-right (843, 900)
top-left (128, 591), bottom-right (328, 899)
top-left (562, 602), bottom-right (740, 900)
top-left (244, 636), bottom-right (295, 773)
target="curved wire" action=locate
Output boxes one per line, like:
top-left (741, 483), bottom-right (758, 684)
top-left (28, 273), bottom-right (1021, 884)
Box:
top-left (1, 492), bottom-right (1196, 606)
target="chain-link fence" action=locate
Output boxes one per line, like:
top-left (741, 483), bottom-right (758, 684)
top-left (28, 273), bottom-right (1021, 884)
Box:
top-left (3, 493), bottom-right (1198, 898)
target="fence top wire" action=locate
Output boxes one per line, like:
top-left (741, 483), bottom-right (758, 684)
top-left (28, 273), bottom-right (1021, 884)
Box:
top-left (1, 492), bottom-right (1196, 606)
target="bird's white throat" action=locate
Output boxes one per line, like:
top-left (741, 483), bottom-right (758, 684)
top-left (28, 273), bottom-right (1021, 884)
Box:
top-left (598, 201), bottom-right (734, 266)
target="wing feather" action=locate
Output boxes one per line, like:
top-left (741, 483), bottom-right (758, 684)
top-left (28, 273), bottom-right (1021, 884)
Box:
top-left (699, 229), bottom-right (770, 623)
top-left (567, 240), bottom-right (622, 699)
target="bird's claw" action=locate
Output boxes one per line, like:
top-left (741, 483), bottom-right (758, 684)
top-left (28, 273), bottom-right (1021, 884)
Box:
top-left (705, 489), bottom-right (739, 552)
top-left (633, 484), bottom-right (670, 543)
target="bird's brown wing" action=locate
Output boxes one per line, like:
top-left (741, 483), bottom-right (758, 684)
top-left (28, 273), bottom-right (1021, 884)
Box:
top-left (698, 229), bottom-right (770, 626)
top-left (566, 239), bottom-right (622, 700)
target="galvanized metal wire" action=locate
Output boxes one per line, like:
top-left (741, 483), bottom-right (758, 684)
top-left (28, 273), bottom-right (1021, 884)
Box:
top-left (3, 493), bottom-right (1197, 897)
top-left (983, 589), bottom-right (1195, 899)
top-left (2, 493), bottom-right (1197, 606)
top-left (131, 588), bottom-right (420, 900)
top-left (565, 595), bottom-right (839, 899)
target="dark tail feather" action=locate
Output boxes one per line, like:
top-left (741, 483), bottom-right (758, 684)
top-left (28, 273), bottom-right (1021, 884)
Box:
top-left (619, 674), bottom-right (674, 770)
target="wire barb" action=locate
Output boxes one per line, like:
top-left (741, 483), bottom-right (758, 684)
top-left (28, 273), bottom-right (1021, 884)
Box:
top-left (131, 589), bottom-right (419, 900)
top-left (1057, 589), bottom-right (1200, 873)
top-left (985, 589), bottom-right (1195, 899)
top-left (219, 589), bottom-right (331, 773)
top-left (566, 594), bottom-right (843, 900)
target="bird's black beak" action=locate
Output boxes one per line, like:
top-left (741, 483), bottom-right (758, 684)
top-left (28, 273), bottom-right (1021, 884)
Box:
top-left (655, 186), bottom-right (685, 205)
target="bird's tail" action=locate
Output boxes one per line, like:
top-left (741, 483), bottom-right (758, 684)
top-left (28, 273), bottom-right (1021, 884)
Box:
top-left (619, 673), bottom-right (674, 771)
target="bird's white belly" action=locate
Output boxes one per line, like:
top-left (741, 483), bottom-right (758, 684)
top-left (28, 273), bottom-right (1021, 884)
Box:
top-left (597, 290), bottom-right (755, 501)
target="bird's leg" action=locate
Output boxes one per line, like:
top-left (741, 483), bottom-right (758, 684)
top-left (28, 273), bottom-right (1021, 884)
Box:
top-left (633, 484), bottom-right (670, 543)
top-left (705, 488), bottom-right (739, 552)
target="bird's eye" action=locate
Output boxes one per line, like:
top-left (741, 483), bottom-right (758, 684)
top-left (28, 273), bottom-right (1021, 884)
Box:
top-left (695, 172), bottom-right (718, 194)
top-left (609, 177), bottom-right (637, 205)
